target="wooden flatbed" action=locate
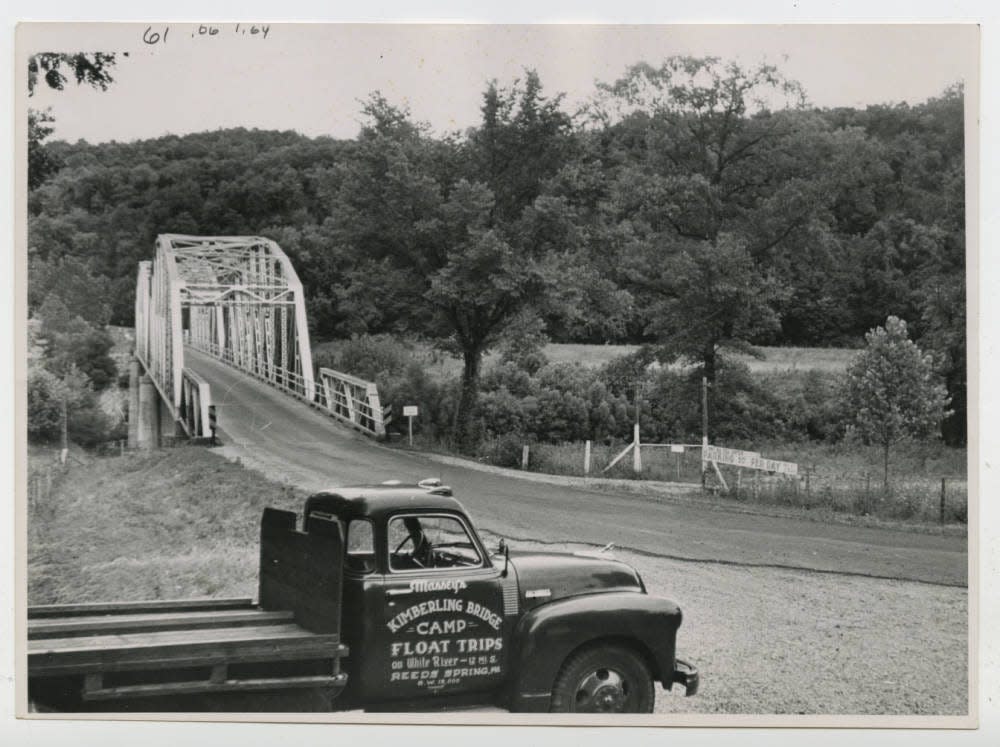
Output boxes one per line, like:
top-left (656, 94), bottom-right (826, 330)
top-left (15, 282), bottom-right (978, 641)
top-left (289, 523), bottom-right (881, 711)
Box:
top-left (29, 508), bottom-right (349, 704)
top-left (28, 597), bottom-right (347, 701)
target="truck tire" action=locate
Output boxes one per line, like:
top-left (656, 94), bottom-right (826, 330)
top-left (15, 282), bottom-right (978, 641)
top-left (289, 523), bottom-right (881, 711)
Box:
top-left (550, 644), bottom-right (654, 713)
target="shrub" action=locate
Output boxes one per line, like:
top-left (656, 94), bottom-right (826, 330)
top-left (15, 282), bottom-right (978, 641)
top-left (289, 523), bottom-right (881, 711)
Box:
top-left (765, 368), bottom-right (846, 442)
top-left (476, 432), bottom-right (528, 468)
top-left (476, 386), bottom-right (526, 438)
top-left (527, 388), bottom-right (590, 442)
top-left (377, 361), bottom-right (457, 441)
top-left (37, 295), bottom-right (118, 391)
top-left (27, 365), bottom-right (123, 446)
top-left (27, 367), bottom-right (65, 441)
top-left (480, 362), bottom-right (538, 398)
top-left (317, 333), bottom-right (412, 382)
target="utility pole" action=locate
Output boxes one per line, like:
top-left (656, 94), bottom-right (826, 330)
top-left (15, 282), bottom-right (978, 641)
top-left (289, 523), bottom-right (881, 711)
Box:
top-left (701, 375), bottom-right (709, 447)
top-left (700, 376), bottom-right (708, 488)
top-left (60, 395), bottom-right (68, 465)
top-left (633, 379), bottom-right (642, 474)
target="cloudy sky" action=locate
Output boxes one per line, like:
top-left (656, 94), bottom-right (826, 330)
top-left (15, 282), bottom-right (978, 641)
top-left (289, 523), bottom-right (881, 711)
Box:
top-left (21, 23), bottom-right (978, 144)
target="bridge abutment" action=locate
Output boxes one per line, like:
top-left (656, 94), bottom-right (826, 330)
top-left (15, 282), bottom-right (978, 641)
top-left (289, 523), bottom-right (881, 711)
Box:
top-left (159, 397), bottom-right (179, 442)
top-left (127, 360), bottom-right (140, 449)
top-left (136, 373), bottom-right (159, 450)
top-left (129, 361), bottom-right (188, 449)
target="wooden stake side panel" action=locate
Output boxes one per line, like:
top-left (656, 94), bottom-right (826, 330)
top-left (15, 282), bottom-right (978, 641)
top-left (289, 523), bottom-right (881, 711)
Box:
top-left (28, 598), bottom-right (256, 619)
top-left (29, 623), bottom-right (344, 677)
top-left (28, 608), bottom-right (296, 639)
top-left (258, 508), bottom-right (344, 635)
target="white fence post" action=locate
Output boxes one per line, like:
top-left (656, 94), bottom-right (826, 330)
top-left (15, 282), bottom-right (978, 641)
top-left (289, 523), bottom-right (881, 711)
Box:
top-left (584, 440), bottom-right (591, 476)
top-left (632, 423), bottom-right (642, 474)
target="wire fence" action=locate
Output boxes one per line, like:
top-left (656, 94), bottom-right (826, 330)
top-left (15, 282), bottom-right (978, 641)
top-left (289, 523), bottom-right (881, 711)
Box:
top-left (513, 440), bottom-right (967, 525)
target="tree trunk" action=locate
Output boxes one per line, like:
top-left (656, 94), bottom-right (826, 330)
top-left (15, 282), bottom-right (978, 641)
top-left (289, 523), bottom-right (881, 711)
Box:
top-left (454, 347), bottom-right (483, 451)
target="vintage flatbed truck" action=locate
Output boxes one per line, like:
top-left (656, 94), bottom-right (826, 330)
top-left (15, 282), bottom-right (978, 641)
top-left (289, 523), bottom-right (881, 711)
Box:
top-left (28, 481), bottom-right (698, 713)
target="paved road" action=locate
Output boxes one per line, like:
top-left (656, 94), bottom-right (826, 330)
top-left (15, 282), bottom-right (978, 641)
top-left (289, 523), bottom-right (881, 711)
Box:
top-left (188, 349), bottom-right (967, 587)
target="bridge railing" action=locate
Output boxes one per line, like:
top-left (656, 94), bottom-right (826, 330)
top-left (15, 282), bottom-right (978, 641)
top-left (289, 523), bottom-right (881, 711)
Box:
top-left (186, 337), bottom-right (386, 439)
top-left (179, 368), bottom-right (213, 439)
top-left (316, 368), bottom-right (386, 438)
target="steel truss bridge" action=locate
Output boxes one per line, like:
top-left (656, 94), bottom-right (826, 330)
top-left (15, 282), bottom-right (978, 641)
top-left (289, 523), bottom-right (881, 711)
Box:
top-left (132, 235), bottom-right (386, 445)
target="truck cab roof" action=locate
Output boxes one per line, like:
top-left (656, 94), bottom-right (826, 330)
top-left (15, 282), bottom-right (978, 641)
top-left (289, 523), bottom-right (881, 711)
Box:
top-left (304, 483), bottom-right (465, 524)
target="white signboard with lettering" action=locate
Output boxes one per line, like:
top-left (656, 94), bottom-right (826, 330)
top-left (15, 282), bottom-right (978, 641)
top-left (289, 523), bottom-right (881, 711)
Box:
top-left (403, 405), bottom-right (419, 417)
top-left (703, 445), bottom-right (797, 476)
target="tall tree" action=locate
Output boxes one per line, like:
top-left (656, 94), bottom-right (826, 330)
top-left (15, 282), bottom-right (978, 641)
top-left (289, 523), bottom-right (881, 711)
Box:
top-left (625, 235), bottom-right (782, 434)
top-left (841, 316), bottom-right (950, 489)
top-left (425, 189), bottom-right (549, 446)
top-left (468, 70), bottom-right (575, 225)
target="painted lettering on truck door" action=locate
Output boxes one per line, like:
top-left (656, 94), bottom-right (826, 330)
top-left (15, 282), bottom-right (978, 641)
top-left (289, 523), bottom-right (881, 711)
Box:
top-left (376, 513), bottom-right (505, 698)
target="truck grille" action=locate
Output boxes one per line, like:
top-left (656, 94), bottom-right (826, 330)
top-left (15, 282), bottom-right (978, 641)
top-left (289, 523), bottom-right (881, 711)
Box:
top-left (501, 576), bottom-right (519, 616)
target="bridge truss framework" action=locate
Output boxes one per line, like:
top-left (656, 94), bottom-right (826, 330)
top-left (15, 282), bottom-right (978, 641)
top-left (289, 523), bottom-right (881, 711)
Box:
top-left (135, 234), bottom-right (315, 439)
top-left (134, 234), bottom-right (386, 441)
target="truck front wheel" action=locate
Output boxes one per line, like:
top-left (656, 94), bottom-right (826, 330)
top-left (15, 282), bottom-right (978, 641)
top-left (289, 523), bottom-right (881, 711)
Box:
top-left (550, 644), bottom-right (654, 713)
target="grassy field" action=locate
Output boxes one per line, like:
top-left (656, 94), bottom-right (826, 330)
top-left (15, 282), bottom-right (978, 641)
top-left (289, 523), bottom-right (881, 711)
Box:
top-left (312, 339), bottom-right (856, 377)
top-left (543, 343), bottom-right (855, 373)
top-left (28, 446), bottom-right (307, 605)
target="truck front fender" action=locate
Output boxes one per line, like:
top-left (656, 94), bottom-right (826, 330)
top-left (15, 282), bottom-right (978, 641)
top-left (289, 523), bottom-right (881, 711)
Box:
top-left (507, 592), bottom-right (682, 712)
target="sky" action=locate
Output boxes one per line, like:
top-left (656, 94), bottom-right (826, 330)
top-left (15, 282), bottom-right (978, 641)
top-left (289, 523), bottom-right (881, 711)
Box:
top-left (21, 23), bottom-right (979, 144)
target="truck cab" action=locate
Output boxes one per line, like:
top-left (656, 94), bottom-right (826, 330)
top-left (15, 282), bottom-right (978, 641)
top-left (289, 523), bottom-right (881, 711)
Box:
top-left (303, 482), bottom-right (698, 713)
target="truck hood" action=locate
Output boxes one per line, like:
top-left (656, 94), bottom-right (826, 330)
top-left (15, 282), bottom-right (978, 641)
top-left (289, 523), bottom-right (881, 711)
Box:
top-left (508, 551), bottom-right (644, 612)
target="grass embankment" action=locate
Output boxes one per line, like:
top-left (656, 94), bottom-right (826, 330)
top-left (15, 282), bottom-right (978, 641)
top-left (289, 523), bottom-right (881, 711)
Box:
top-left (28, 446), bottom-right (305, 606)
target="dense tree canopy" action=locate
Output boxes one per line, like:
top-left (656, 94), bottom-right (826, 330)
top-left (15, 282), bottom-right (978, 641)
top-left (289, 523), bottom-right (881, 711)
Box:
top-left (26, 58), bottom-right (968, 445)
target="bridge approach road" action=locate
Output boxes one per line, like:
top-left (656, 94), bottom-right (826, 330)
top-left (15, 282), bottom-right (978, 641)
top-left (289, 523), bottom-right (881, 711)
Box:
top-left (187, 348), bottom-right (967, 587)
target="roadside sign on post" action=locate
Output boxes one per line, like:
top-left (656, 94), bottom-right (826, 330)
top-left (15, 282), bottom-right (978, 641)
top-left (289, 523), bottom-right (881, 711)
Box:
top-left (703, 444), bottom-right (798, 476)
top-left (403, 405), bottom-right (418, 446)
top-left (671, 444), bottom-right (684, 481)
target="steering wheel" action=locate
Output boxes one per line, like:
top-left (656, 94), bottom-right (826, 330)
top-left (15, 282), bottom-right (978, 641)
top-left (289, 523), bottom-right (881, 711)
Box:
top-left (392, 533), bottom-right (428, 567)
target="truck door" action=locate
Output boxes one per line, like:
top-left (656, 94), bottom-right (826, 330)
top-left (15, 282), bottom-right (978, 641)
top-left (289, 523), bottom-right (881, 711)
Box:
top-left (372, 512), bottom-right (506, 701)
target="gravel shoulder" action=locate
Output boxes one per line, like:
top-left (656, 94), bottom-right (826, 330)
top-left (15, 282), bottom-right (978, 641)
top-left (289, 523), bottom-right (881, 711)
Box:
top-left (483, 532), bottom-right (969, 716)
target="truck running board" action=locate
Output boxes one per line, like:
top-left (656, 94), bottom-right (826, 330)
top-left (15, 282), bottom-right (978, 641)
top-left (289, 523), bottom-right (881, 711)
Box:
top-left (81, 670), bottom-right (348, 701)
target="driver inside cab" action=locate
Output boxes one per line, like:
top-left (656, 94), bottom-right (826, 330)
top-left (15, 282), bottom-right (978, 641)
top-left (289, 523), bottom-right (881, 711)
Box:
top-left (401, 516), bottom-right (432, 567)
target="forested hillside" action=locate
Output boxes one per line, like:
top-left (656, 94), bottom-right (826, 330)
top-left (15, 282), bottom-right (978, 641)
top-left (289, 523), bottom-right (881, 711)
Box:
top-left (27, 58), bottom-right (966, 444)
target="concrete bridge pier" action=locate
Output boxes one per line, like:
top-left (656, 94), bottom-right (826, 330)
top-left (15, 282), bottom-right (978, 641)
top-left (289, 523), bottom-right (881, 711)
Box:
top-left (135, 373), bottom-right (160, 450)
top-left (127, 360), bottom-right (140, 449)
top-left (159, 397), bottom-right (180, 443)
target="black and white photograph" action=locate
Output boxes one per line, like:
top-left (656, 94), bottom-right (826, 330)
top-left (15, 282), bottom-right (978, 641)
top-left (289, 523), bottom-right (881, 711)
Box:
top-left (8, 14), bottom-right (987, 733)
